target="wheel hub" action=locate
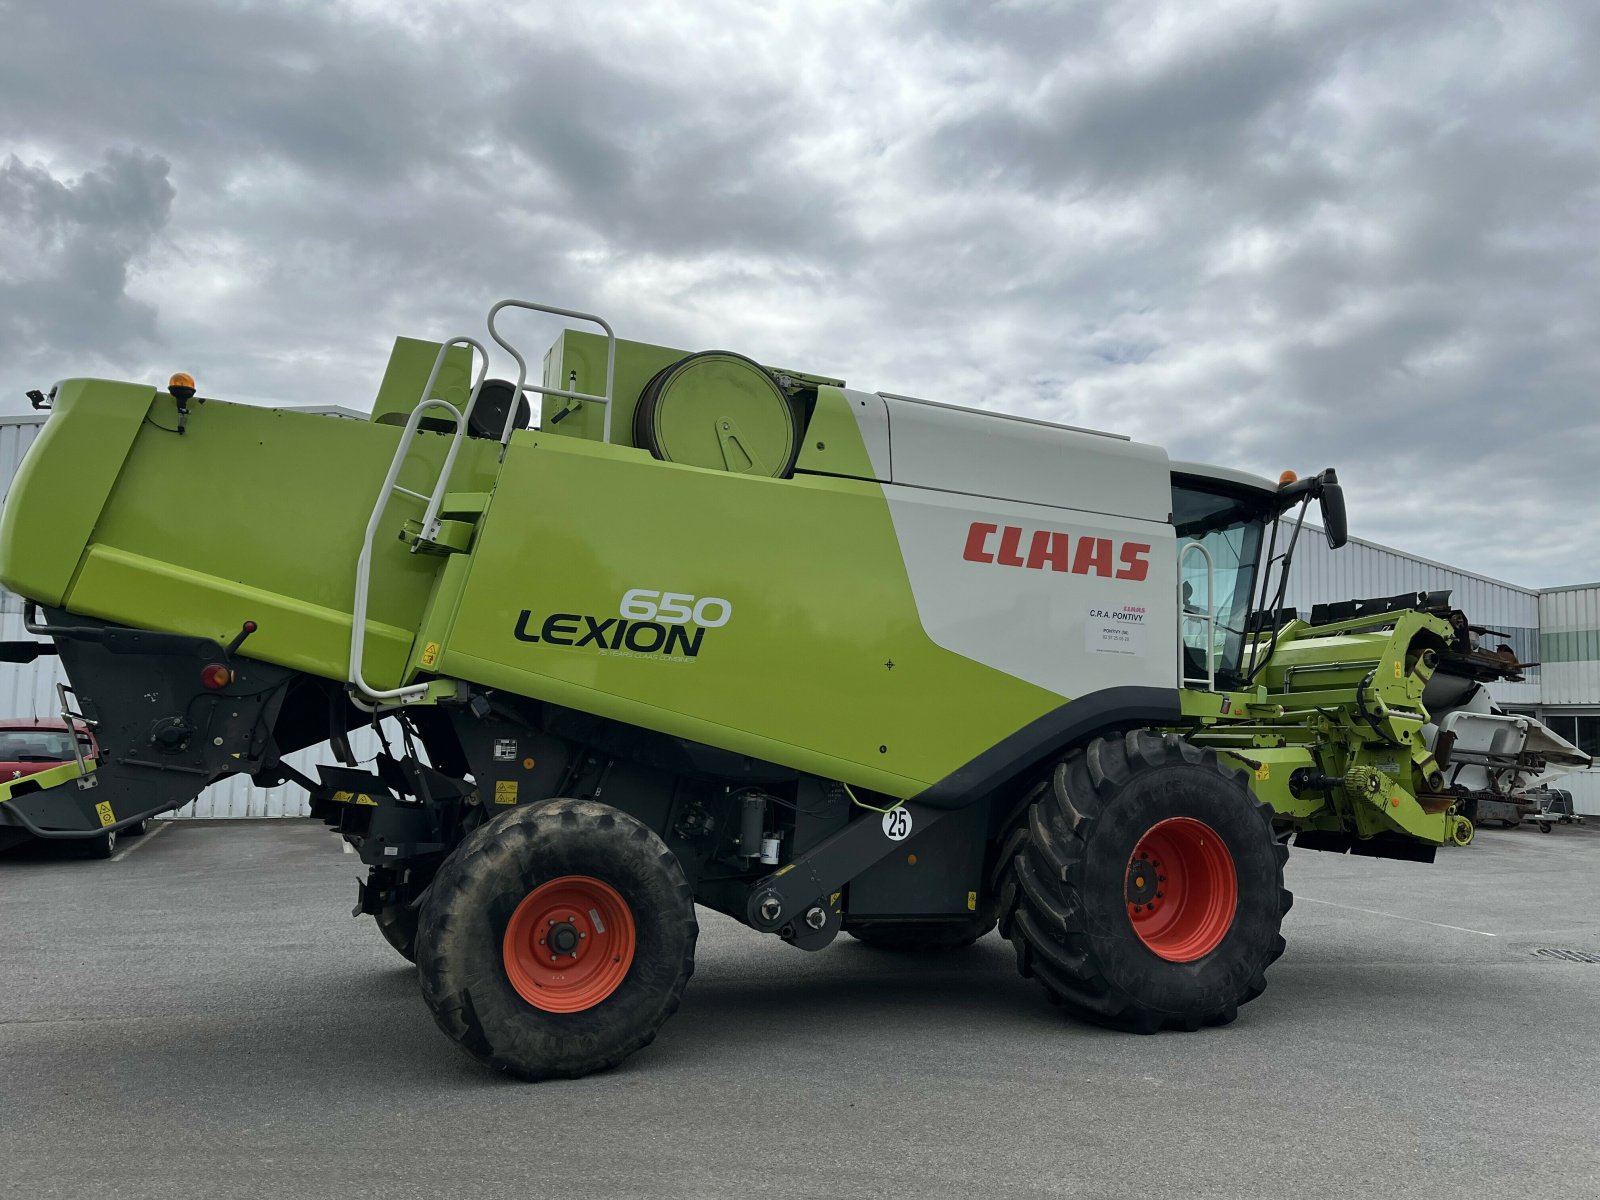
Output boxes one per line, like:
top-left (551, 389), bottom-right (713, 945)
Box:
top-left (1125, 856), bottom-right (1161, 907)
top-left (548, 920), bottom-right (580, 956)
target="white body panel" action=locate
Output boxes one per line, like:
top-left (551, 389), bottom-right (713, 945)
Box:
top-left (837, 388), bottom-right (892, 480)
top-left (865, 391), bottom-right (1178, 698)
top-left (882, 485), bottom-right (1177, 699)
top-left (878, 393), bottom-right (1172, 522)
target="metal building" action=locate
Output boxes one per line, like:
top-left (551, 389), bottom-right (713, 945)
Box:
top-left (3, 410), bottom-right (1597, 815)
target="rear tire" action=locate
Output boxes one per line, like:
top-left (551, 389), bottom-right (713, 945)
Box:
top-left (998, 730), bottom-right (1291, 1032)
top-left (374, 905), bottom-right (420, 963)
top-left (81, 830), bottom-right (117, 859)
top-left (416, 799), bottom-right (697, 1081)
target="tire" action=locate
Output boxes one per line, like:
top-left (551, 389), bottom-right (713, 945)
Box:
top-left (998, 730), bottom-right (1291, 1032)
top-left (123, 819), bottom-right (148, 837)
top-left (416, 799), bottom-right (697, 1081)
top-left (1539, 822), bottom-right (1552, 834)
top-left (847, 903), bottom-right (998, 951)
top-left (82, 830), bottom-right (117, 859)
top-left (374, 904), bottom-right (420, 963)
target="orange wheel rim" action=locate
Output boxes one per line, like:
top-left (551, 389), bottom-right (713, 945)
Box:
top-left (1125, 817), bottom-right (1238, 963)
top-left (502, 875), bottom-right (636, 1013)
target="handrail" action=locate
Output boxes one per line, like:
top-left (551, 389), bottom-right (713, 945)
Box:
top-left (348, 337), bottom-right (487, 705)
top-left (55, 682), bottom-right (98, 790)
top-left (486, 299), bottom-right (616, 453)
top-left (1178, 541), bottom-right (1217, 691)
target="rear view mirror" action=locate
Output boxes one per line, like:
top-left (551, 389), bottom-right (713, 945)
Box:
top-left (1318, 471), bottom-right (1347, 549)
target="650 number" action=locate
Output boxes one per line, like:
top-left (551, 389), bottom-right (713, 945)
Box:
top-left (620, 589), bottom-right (733, 627)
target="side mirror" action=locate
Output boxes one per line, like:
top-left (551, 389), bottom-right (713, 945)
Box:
top-left (1318, 470), bottom-right (1347, 549)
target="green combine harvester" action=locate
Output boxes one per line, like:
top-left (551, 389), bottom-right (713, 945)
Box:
top-left (0, 299), bottom-right (1583, 1080)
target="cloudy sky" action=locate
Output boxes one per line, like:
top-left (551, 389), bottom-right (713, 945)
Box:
top-left (1, 0), bottom-right (1596, 586)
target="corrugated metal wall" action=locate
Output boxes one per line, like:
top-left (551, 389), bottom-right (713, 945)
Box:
top-left (1280, 530), bottom-right (1542, 708)
top-left (1536, 584), bottom-right (1600, 815)
top-left (1538, 584), bottom-right (1600, 705)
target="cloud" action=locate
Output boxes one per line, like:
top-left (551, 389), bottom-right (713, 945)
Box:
top-left (0, 149), bottom-right (175, 361)
top-left (0, 0), bottom-right (1595, 587)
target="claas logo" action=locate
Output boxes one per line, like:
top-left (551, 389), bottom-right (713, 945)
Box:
top-left (963, 522), bottom-right (1151, 581)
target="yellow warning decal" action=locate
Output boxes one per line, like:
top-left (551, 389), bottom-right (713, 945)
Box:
top-left (1255, 764), bottom-right (1271, 781)
top-left (95, 800), bottom-right (115, 827)
top-left (332, 790), bottom-right (352, 803)
top-left (421, 641), bottom-right (441, 669)
top-left (829, 891), bottom-right (842, 908)
top-left (1393, 660), bottom-right (1403, 679)
top-left (353, 794), bottom-right (377, 807)
top-left (494, 780), bottom-right (518, 805)
top-left (966, 891), bottom-right (978, 912)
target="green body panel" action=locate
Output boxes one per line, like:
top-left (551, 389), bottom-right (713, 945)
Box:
top-left (433, 433), bottom-right (1065, 796)
top-left (0, 383), bottom-right (501, 689)
top-left (371, 338), bottom-right (475, 423)
top-left (539, 330), bottom-right (688, 447)
top-left (0, 378), bottom-right (152, 606)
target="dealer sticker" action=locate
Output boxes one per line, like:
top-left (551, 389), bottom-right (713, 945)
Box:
top-left (1085, 604), bottom-right (1148, 656)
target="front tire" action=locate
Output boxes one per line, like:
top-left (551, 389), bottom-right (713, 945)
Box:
top-left (998, 730), bottom-right (1291, 1032)
top-left (416, 799), bottom-right (697, 1081)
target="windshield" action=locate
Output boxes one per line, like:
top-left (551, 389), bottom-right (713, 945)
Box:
top-left (1172, 480), bottom-right (1268, 688)
top-left (0, 730), bottom-right (85, 762)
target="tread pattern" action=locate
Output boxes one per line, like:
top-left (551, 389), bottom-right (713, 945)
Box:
top-left (997, 730), bottom-right (1292, 1032)
top-left (416, 800), bottom-right (697, 1081)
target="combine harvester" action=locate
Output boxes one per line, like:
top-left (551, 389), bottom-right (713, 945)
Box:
top-left (0, 299), bottom-right (1585, 1079)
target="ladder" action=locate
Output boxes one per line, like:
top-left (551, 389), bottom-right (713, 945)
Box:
top-left (347, 300), bottom-right (616, 707)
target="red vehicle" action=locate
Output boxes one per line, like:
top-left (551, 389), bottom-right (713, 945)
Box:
top-left (0, 719), bottom-right (136, 857)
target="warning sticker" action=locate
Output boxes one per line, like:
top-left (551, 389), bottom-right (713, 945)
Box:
top-left (494, 780), bottom-right (518, 805)
top-left (1085, 605), bottom-right (1148, 656)
top-left (493, 738), bottom-right (518, 762)
top-left (95, 800), bottom-right (115, 827)
top-left (420, 641), bottom-right (441, 669)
